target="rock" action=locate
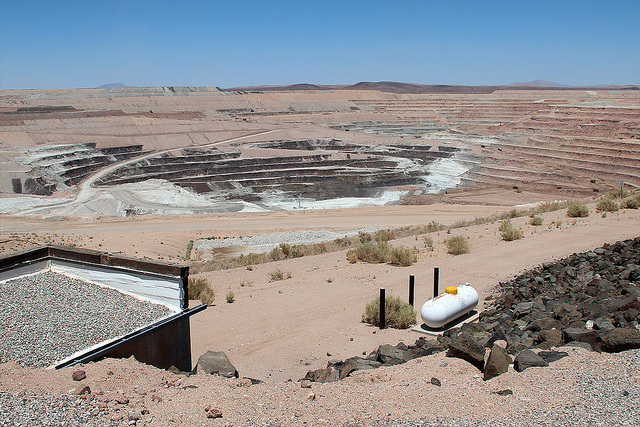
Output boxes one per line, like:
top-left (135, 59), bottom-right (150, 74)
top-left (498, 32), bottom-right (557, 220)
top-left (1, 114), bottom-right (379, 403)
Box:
top-left (562, 328), bottom-right (599, 351)
top-left (128, 411), bottom-right (141, 421)
top-left (338, 357), bottom-right (382, 379)
top-left (204, 404), bottom-right (223, 418)
top-left (537, 329), bottom-right (563, 347)
top-left (115, 394), bottom-right (129, 405)
top-left (446, 332), bottom-right (485, 371)
top-left (74, 384), bottom-right (91, 395)
top-left (563, 341), bottom-right (594, 351)
top-left (600, 328), bottom-right (640, 352)
top-left (305, 367), bottom-right (339, 383)
top-left (307, 392), bottom-right (316, 401)
top-left (537, 351), bottom-right (569, 363)
top-left (195, 351), bottom-right (239, 378)
top-left (377, 344), bottom-right (411, 365)
top-left (167, 365), bottom-right (180, 375)
top-left (151, 394), bottom-right (162, 404)
top-left (493, 340), bottom-right (507, 349)
top-left (300, 380), bottom-right (312, 388)
top-left (72, 370), bottom-right (86, 381)
top-left (513, 301), bottom-right (535, 319)
top-left (110, 413), bottom-right (123, 421)
top-left (492, 389), bottom-right (513, 396)
top-left (513, 349), bottom-right (549, 372)
top-left (484, 345), bottom-right (511, 381)
top-left (430, 377), bottom-right (441, 386)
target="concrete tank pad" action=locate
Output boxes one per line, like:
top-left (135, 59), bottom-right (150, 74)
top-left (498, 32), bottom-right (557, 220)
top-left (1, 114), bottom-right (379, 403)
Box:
top-left (411, 310), bottom-right (479, 336)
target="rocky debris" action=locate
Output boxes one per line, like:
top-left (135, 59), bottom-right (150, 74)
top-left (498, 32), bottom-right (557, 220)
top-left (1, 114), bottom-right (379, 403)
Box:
top-left (305, 238), bottom-right (640, 383)
top-left (484, 345), bottom-right (511, 381)
top-left (74, 384), bottom-right (91, 395)
top-left (195, 351), bottom-right (239, 378)
top-left (72, 369), bottom-right (86, 381)
top-left (300, 379), bottom-right (312, 388)
top-left (492, 389), bottom-right (514, 396)
top-left (430, 377), bottom-right (441, 386)
top-left (204, 404), bottom-right (223, 418)
top-left (600, 328), bottom-right (640, 352)
top-left (514, 349), bottom-right (549, 372)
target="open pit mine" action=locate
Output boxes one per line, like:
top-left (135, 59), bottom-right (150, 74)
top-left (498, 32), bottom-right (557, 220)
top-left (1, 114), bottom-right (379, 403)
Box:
top-left (0, 84), bottom-right (638, 216)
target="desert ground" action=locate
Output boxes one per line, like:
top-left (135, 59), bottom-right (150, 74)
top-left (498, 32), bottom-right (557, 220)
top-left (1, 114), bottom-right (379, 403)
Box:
top-left (0, 85), bottom-right (639, 425)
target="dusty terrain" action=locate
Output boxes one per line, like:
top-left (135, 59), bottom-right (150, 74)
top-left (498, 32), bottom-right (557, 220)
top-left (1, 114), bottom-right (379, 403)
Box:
top-left (0, 86), bottom-right (639, 425)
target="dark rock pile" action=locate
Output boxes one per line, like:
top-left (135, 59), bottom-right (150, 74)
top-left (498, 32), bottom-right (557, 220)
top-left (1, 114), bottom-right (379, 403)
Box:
top-left (305, 237), bottom-right (640, 383)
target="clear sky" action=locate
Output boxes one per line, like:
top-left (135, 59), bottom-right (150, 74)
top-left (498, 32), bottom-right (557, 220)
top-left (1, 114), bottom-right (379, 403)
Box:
top-left (1, 0), bottom-right (638, 90)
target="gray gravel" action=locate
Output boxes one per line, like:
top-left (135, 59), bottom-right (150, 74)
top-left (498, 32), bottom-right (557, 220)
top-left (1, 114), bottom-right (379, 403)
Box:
top-left (0, 392), bottom-right (103, 427)
top-left (0, 271), bottom-right (172, 367)
top-left (385, 349), bottom-right (640, 427)
top-left (195, 227), bottom-right (384, 252)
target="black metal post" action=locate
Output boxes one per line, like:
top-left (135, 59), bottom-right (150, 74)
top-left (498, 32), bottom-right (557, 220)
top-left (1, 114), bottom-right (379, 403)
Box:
top-left (433, 266), bottom-right (440, 298)
top-left (409, 274), bottom-right (415, 307)
top-left (379, 287), bottom-right (386, 329)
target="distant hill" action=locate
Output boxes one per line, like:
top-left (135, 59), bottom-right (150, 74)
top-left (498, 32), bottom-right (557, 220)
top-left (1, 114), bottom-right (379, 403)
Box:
top-left (226, 81), bottom-right (638, 94)
top-left (510, 80), bottom-right (569, 87)
top-left (97, 83), bottom-right (127, 89)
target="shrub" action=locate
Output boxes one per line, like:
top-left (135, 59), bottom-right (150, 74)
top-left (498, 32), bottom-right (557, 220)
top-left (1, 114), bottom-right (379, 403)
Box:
top-left (426, 221), bottom-right (445, 232)
top-left (226, 290), bottom-right (235, 303)
top-left (347, 241), bottom-right (391, 264)
top-left (529, 216), bottom-right (543, 226)
top-left (389, 246), bottom-right (418, 267)
top-left (567, 203), bottom-right (589, 218)
top-left (362, 295), bottom-right (416, 329)
top-left (269, 268), bottom-right (292, 282)
top-left (185, 240), bottom-right (194, 260)
top-left (499, 220), bottom-right (523, 241)
top-left (445, 236), bottom-right (470, 255)
top-left (375, 229), bottom-right (395, 243)
top-left (423, 236), bottom-right (434, 249)
top-left (596, 198), bottom-right (619, 212)
top-left (188, 277), bottom-right (215, 305)
top-left (622, 198), bottom-right (639, 209)
top-left (607, 189), bottom-right (630, 199)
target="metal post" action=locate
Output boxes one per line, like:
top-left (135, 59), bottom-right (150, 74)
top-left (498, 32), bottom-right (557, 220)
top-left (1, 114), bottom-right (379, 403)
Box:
top-left (409, 274), bottom-right (415, 307)
top-left (379, 287), bottom-right (386, 329)
top-left (433, 266), bottom-right (440, 298)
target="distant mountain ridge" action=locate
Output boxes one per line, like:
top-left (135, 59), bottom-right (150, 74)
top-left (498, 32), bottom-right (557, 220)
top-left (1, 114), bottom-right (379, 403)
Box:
top-left (510, 79), bottom-right (569, 87)
top-left (97, 83), bottom-right (127, 89)
top-left (227, 81), bottom-right (638, 94)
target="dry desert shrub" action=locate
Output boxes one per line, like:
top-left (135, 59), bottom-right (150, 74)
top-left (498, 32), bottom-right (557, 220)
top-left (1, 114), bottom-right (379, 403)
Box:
top-left (499, 220), bottom-right (523, 241)
top-left (347, 241), bottom-right (417, 266)
top-left (622, 198), bottom-right (639, 209)
top-left (445, 235), bottom-right (470, 255)
top-left (596, 198), bottom-right (619, 212)
top-left (225, 290), bottom-right (235, 303)
top-left (362, 295), bottom-right (416, 329)
top-left (188, 277), bottom-right (216, 305)
top-left (529, 216), bottom-right (543, 226)
top-left (388, 246), bottom-right (418, 267)
top-left (567, 202), bottom-right (589, 218)
top-left (269, 268), bottom-right (292, 282)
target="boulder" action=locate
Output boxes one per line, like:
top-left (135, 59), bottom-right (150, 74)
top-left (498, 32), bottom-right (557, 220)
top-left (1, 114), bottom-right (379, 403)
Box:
top-left (483, 344), bottom-right (511, 381)
top-left (537, 351), bottom-right (569, 363)
top-left (195, 351), bottom-right (239, 378)
top-left (562, 328), bottom-right (599, 351)
top-left (446, 332), bottom-right (485, 371)
top-left (600, 328), bottom-right (640, 352)
top-left (513, 349), bottom-right (548, 372)
top-left (377, 344), bottom-right (411, 365)
top-left (305, 367), bottom-right (339, 383)
top-left (338, 357), bottom-right (382, 379)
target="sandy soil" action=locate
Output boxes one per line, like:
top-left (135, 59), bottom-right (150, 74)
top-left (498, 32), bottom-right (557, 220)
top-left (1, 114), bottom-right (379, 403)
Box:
top-left (1, 198), bottom-right (639, 426)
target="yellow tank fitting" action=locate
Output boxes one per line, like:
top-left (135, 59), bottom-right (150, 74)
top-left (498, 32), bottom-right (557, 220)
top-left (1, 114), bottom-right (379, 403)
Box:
top-left (445, 286), bottom-right (458, 295)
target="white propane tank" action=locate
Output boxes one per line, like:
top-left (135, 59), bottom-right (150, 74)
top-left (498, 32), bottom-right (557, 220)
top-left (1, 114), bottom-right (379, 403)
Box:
top-left (420, 283), bottom-right (479, 328)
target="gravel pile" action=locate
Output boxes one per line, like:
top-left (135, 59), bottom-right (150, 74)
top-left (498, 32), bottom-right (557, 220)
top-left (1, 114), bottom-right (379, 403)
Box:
top-left (390, 349), bottom-right (640, 427)
top-left (195, 227), bottom-right (384, 251)
top-left (0, 271), bottom-right (173, 367)
top-left (0, 392), bottom-right (103, 427)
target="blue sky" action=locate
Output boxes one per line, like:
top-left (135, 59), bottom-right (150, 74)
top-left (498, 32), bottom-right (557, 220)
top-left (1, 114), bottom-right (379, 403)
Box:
top-left (1, 0), bottom-right (638, 89)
